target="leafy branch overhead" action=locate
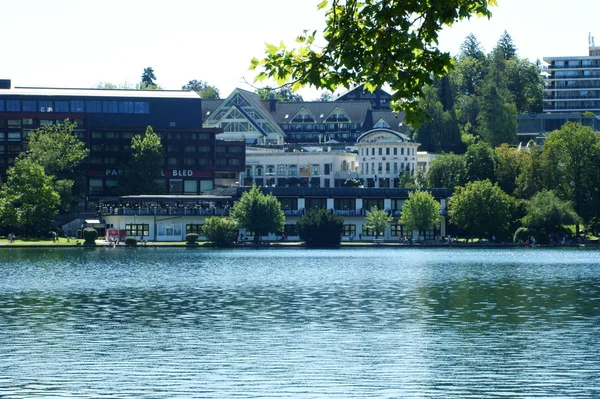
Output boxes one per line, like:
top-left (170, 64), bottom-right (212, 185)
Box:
top-left (250, 0), bottom-right (496, 125)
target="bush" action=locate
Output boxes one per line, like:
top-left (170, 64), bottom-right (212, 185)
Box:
top-left (186, 233), bottom-right (199, 244)
top-left (83, 228), bottom-right (98, 245)
top-left (124, 237), bottom-right (137, 246)
top-left (297, 208), bottom-right (344, 248)
top-left (202, 217), bottom-right (238, 247)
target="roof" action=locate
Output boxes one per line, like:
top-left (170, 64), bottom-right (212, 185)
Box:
top-left (3, 87), bottom-right (202, 99)
top-left (269, 100), bottom-right (372, 125)
top-left (204, 186), bottom-right (452, 199)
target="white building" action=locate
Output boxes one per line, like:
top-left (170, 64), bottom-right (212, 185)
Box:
top-left (244, 148), bottom-right (359, 188)
top-left (355, 128), bottom-right (420, 187)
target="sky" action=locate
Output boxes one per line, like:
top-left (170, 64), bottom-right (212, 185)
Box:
top-left (1, 0), bottom-right (598, 101)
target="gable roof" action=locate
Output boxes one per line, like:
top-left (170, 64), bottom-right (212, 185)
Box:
top-left (268, 100), bottom-right (372, 125)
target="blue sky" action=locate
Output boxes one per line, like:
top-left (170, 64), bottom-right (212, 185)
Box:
top-left (1, 0), bottom-right (598, 100)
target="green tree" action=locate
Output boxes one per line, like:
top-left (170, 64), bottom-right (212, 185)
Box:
top-left (494, 143), bottom-right (525, 196)
top-left (365, 206), bottom-right (392, 238)
top-left (256, 86), bottom-right (303, 102)
top-left (521, 190), bottom-right (580, 237)
top-left (182, 80), bottom-right (220, 99)
top-left (515, 141), bottom-right (545, 200)
top-left (505, 57), bottom-right (544, 113)
top-left (25, 119), bottom-right (89, 210)
top-left (459, 33), bottom-right (486, 62)
top-left (426, 153), bottom-right (466, 190)
top-left (251, 0), bottom-right (496, 125)
top-left (464, 141), bottom-right (496, 182)
top-left (399, 191), bottom-right (442, 237)
top-left (495, 30), bottom-right (517, 60)
top-left (231, 186), bottom-right (285, 242)
top-left (448, 179), bottom-right (513, 240)
top-left (0, 158), bottom-right (60, 236)
top-left (202, 217), bottom-right (238, 247)
top-left (540, 122), bottom-right (600, 232)
top-left (297, 208), bottom-right (344, 247)
top-left (414, 84), bottom-right (462, 153)
top-left (141, 67), bottom-right (156, 86)
top-left (120, 126), bottom-right (164, 195)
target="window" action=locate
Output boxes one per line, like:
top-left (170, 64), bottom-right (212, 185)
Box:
top-left (311, 165), bottom-right (320, 175)
top-left (103, 101), bottom-right (118, 113)
top-left (198, 145), bottom-right (211, 152)
top-left (378, 148), bottom-right (382, 155)
top-left (7, 132), bottom-right (21, 142)
top-left (363, 198), bottom-right (384, 210)
top-left (39, 100), bottom-right (52, 112)
top-left (216, 146), bottom-right (227, 153)
top-left (266, 165), bottom-right (275, 175)
top-left (255, 166), bottom-right (263, 176)
top-left (134, 101), bottom-right (149, 114)
top-left (86, 101), bottom-right (102, 113)
top-left (386, 147), bottom-right (390, 155)
top-left (185, 145), bottom-right (196, 152)
top-left (71, 100), bottom-right (84, 112)
top-left (277, 165), bottom-right (286, 176)
top-left (125, 223), bottom-right (150, 236)
top-left (157, 223), bottom-right (182, 237)
top-left (8, 119), bottom-right (21, 127)
top-left (22, 118), bottom-right (34, 126)
top-left (7, 100), bottom-right (20, 111)
top-left (89, 178), bottom-right (103, 193)
top-left (335, 198), bottom-right (356, 210)
top-left (229, 146), bottom-right (243, 153)
top-left (186, 224), bottom-right (204, 234)
top-left (229, 159), bottom-right (241, 166)
top-left (55, 101), bottom-right (69, 112)
top-left (183, 157), bottom-right (196, 166)
top-left (394, 148), bottom-right (397, 155)
top-left (361, 225), bottom-right (376, 236)
top-left (305, 198), bottom-right (327, 209)
top-left (288, 165), bottom-right (298, 176)
top-left (22, 101), bottom-right (36, 112)
top-left (0, 100), bottom-right (4, 111)
top-left (184, 180), bottom-right (197, 193)
top-left (167, 157), bottom-right (178, 165)
top-left (169, 179), bottom-right (183, 193)
top-left (390, 224), bottom-right (406, 237)
top-left (343, 224), bottom-right (356, 236)
top-left (119, 101), bottom-right (134, 113)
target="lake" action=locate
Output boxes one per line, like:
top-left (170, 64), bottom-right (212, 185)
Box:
top-left (1, 247), bottom-right (599, 398)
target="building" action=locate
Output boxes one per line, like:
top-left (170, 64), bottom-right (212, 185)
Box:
top-left (0, 81), bottom-right (245, 208)
top-left (355, 128), bottom-right (419, 188)
top-left (202, 87), bottom-right (407, 145)
top-left (99, 187), bottom-right (451, 242)
top-left (518, 35), bottom-right (600, 140)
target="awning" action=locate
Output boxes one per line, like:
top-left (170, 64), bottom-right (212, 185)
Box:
top-left (85, 219), bottom-right (101, 224)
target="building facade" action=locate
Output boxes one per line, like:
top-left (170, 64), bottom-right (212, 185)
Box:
top-left (202, 87), bottom-right (407, 145)
top-left (0, 82), bottom-right (245, 207)
top-left (99, 187), bottom-right (451, 242)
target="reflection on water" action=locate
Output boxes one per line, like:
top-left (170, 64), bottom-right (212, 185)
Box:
top-left (1, 248), bottom-right (599, 398)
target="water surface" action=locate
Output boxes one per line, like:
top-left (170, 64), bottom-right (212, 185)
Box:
top-left (1, 247), bottom-right (599, 398)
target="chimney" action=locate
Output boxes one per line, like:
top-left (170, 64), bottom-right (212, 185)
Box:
top-left (0, 79), bottom-right (11, 89)
top-left (269, 92), bottom-right (276, 112)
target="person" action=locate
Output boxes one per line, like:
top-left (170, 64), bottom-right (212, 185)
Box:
top-left (8, 233), bottom-right (13, 243)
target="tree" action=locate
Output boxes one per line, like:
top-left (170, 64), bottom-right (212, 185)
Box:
top-left (494, 144), bottom-right (525, 196)
top-left (0, 158), bottom-right (60, 236)
top-left (256, 86), bottom-right (303, 102)
top-left (25, 119), bottom-right (89, 210)
top-left (297, 208), bottom-right (344, 247)
top-left (120, 126), bottom-right (164, 195)
top-left (426, 153), bottom-right (466, 190)
top-left (202, 217), bottom-right (238, 247)
top-left (448, 179), bottom-right (513, 240)
top-left (540, 122), bottom-right (600, 232)
top-left (182, 80), bottom-right (220, 99)
top-left (521, 190), bottom-right (580, 237)
top-left (477, 49), bottom-right (517, 146)
top-left (505, 57), bottom-right (544, 114)
top-left (230, 185), bottom-right (285, 242)
top-left (464, 141), bottom-right (496, 182)
top-left (459, 33), bottom-right (486, 62)
top-left (251, 0), bottom-right (496, 126)
top-left (399, 190), bottom-right (442, 237)
top-left (317, 91), bottom-right (334, 101)
top-left (495, 30), bottom-right (517, 60)
top-left (26, 120), bottom-right (89, 178)
top-left (141, 67), bottom-right (156, 86)
top-left (365, 206), bottom-right (392, 238)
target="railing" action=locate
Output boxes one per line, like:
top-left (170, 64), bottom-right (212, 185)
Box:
top-left (100, 207), bottom-right (231, 216)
